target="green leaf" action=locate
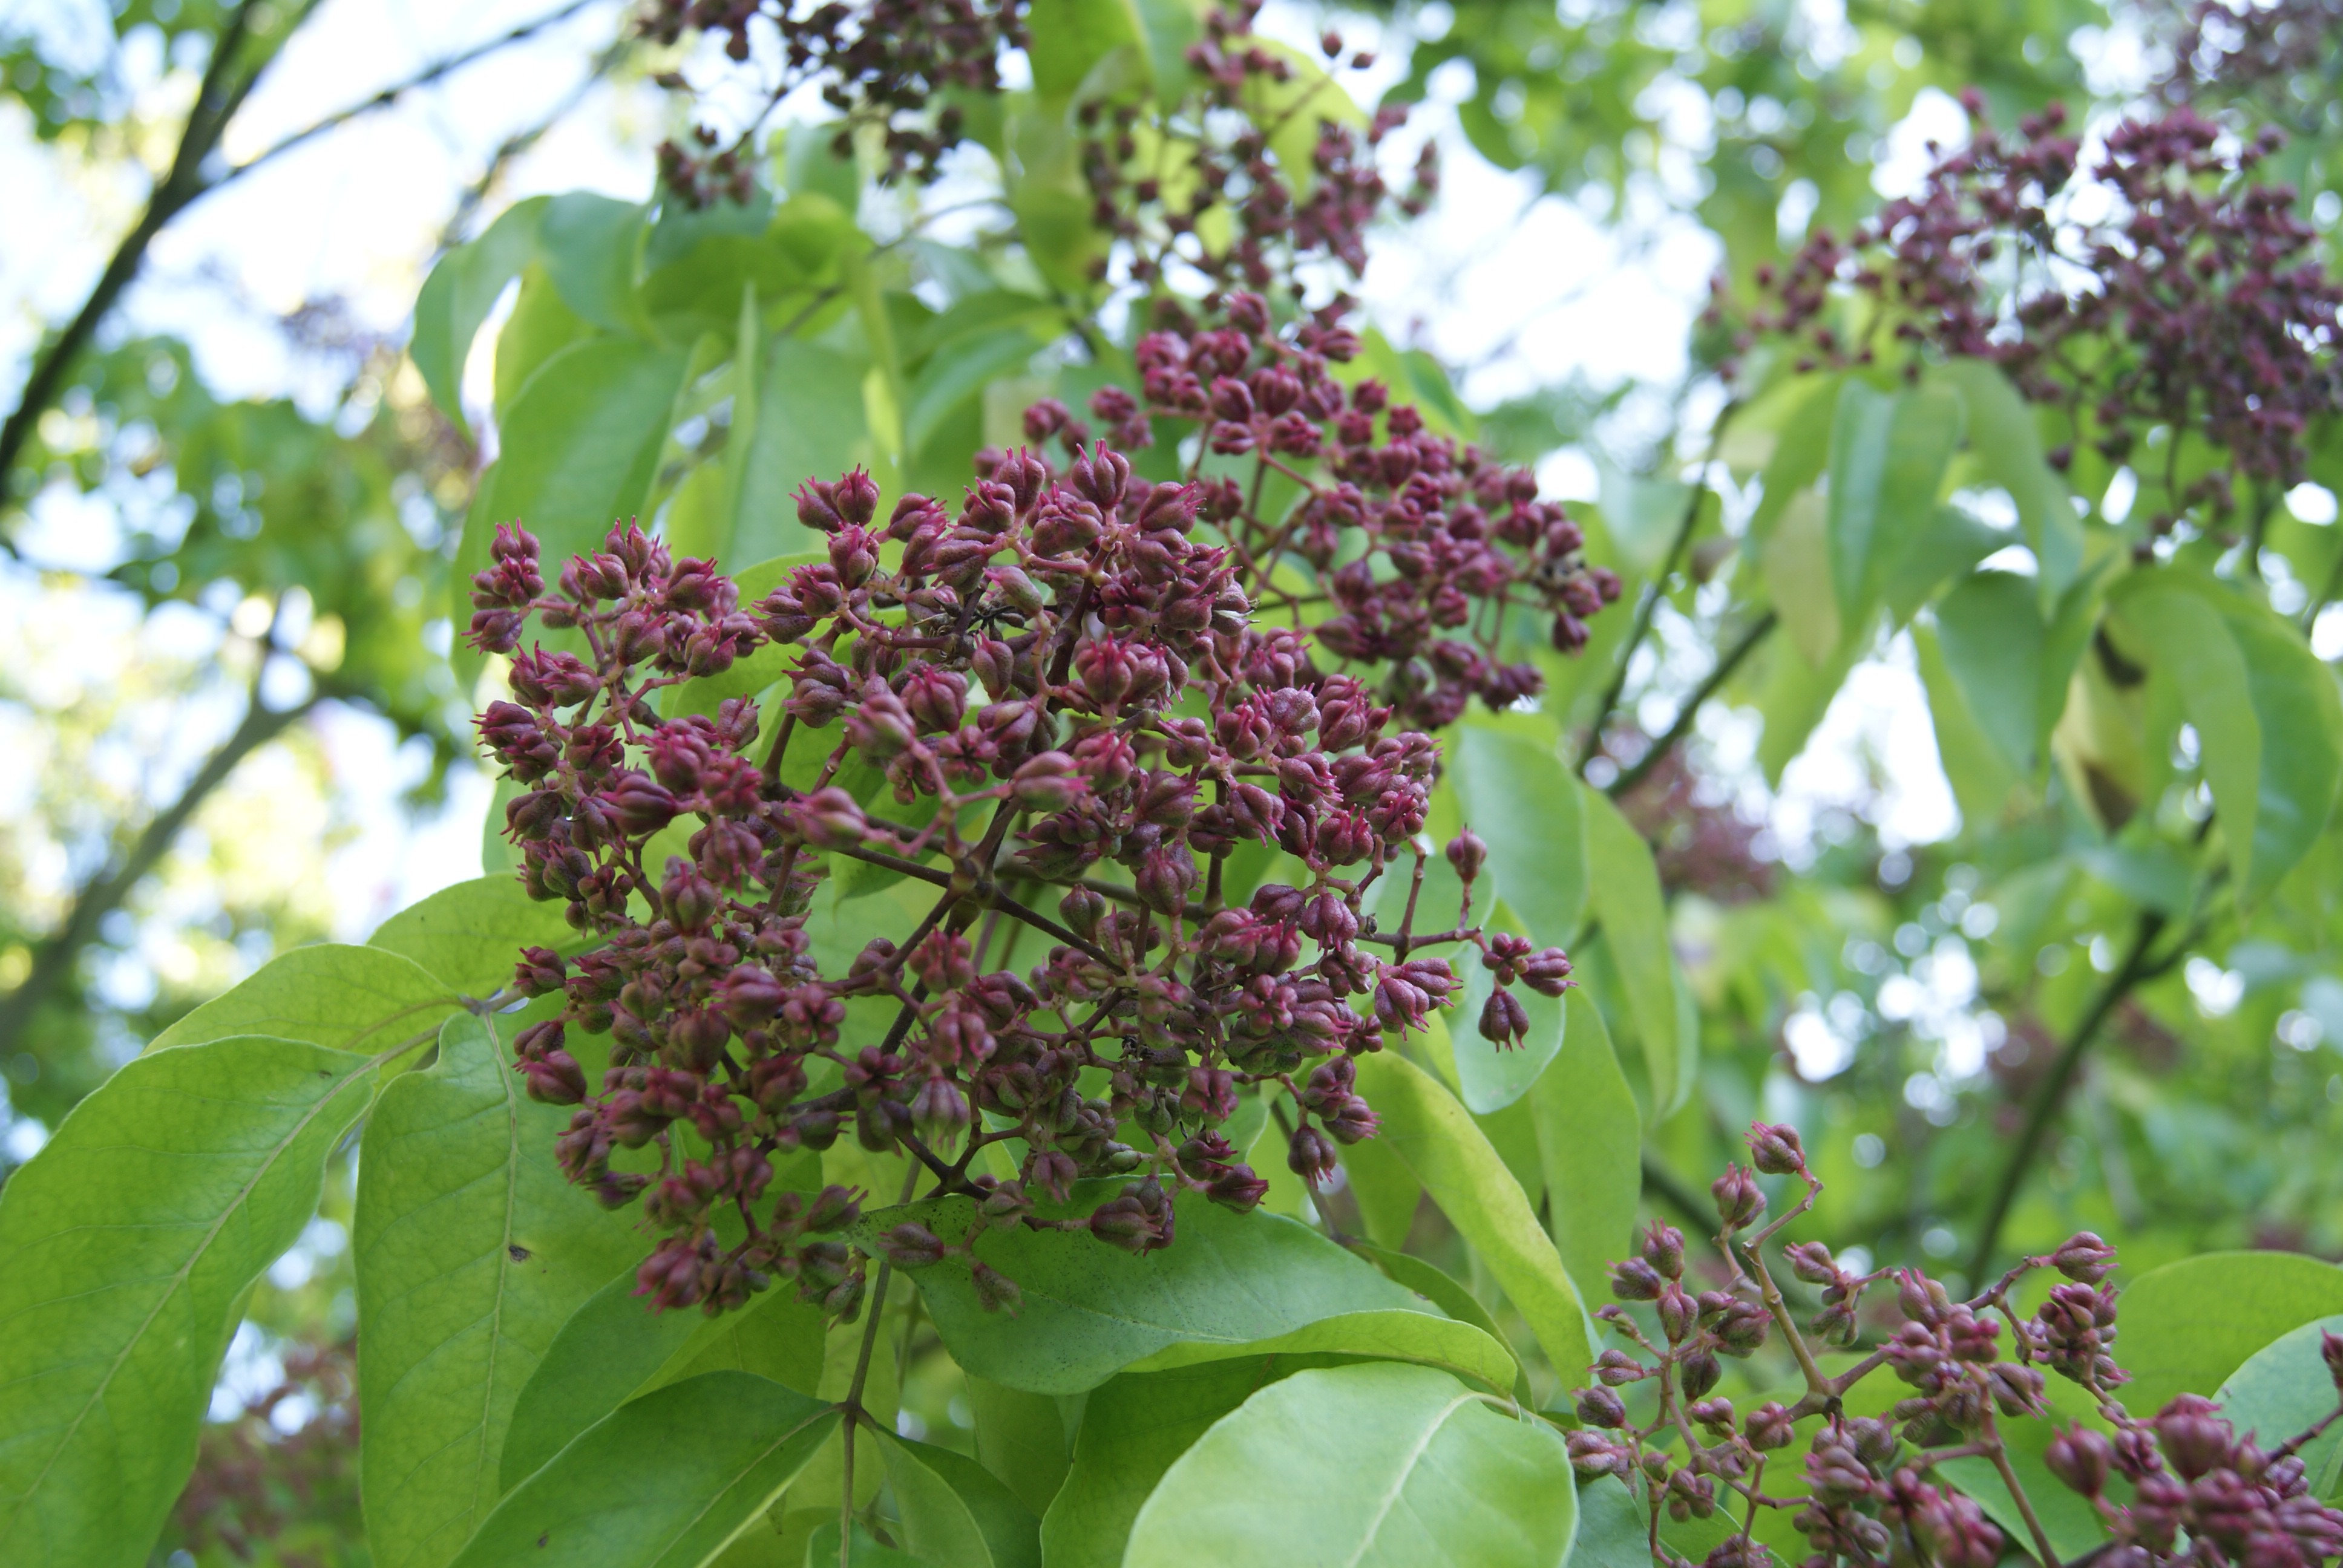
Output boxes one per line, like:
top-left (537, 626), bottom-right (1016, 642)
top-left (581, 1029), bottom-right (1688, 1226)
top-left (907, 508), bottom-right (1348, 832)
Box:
top-left (2109, 574), bottom-right (2312, 900)
top-left (1763, 488), bottom-right (1840, 665)
top-left (905, 325), bottom-right (1042, 454)
top-left (1935, 572), bottom-right (2048, 777)
top-left (1935, 358), bottom-right (2083, 603)
top-left (1821, 379), bottom-right (1899, 621)
top-left (1913, 619), bottom-right (2020, 830)
top-left (456, 335), bottom-right (693, 630)
top-left (1123, 1362), bottom-right (1578, 1568)
top-left (1532, 990), bottom-right (1640, 1306)
top-left (736, 336), bottom-right (875, 565)
top-left (365, 875), bottom-right (578, 997)
top-left (1351, 1051), bottom-right (1595, 1384)
top-left (964, 1376), bottom-right (1071, 1517)
top-left (1877, 505), bottom-right (2011, 622)
top-left (2215, 1314), bottom-right (2343, 1498)
top-left (1833, 383), bottom-right (1962, 619)
top-left (1744, 373), bottom-right (1840, 547)
top-left (880, 1433), bottom-right (1041, 1568)
top-left (536, 192), bottom-right (651, 338)
top-left (1570, 1477), bottom-right (1654, 1568)
top-left (1452, 720), bottom-right (1586, 951)
top-left (1335, 1114), bottom-right (1422, 1249)
top-left (445, 1372), bottom-right (837, 1567)
top-left (2115, 1251), bottom-right (2343, 1415)
top-left (850, 1188), bottom-right (1423, 1393)
top-left (491, 263), bottom-right (594, 420)
top-left (802, 1520), bottom-right (929, 1564)
top-left (1581, 784), bottom-right (1682, 1117)
top-left (501, 1251), bottom-right (830, 1493)
top-left (0, 1036), bottom-right (382, 1563)
top-left (356, 1015), bottom-right (644, 1568)
top-left (1026, 0), bottom-right (1146, 99)
top-left (1038, 1357), bottom-right (1340, 1568)
top-left (1120, 1307), bottom-right (1519, 1394)
top-left (2221, 595), bottom-right (2343, 903)
top-left (143, 942), bottom-right (462, 1055)
top-left (411, 197), bottom-right (549, 432)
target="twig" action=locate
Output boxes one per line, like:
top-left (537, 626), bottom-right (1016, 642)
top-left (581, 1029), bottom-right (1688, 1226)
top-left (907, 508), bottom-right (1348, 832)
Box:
top-left (0, 1), bottom-right (600, 511)
top-left (1605, 611), bottom-right (1778, 799)
top-left (839, 1160), bottom-right (925, 1568)
top-left (1964, 910), bottom-right (2175, 1280)
top-left (0, 667), bottom-right (315, 1058)
top-left (1576, 404), bottom-right (1735, 774)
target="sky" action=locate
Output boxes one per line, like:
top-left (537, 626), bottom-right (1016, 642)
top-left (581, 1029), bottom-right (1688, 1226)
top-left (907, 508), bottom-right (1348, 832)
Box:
top-left (2, 0), bottom-right (1987, 964)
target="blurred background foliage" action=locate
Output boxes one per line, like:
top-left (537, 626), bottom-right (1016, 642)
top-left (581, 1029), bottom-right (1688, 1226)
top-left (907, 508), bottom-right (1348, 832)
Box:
top-left (6, 0), bottom-right (2343, 1561)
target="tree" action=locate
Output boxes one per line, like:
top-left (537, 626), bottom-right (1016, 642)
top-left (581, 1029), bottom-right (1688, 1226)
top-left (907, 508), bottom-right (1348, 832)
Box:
top-left (3, 0), bottom-right (2343, 1563)
top-left (0, 0), bottom-right (628, 1119)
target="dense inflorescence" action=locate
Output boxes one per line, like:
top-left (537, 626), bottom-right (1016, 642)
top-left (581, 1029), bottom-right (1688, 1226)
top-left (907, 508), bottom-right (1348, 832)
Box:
top-left (467, 311), bottom-right (1610, 1317)
top-left (1569, 1122), bottom-right (2343, 1568)
top-left (641, 0), bottom-right (1026, 196)
top-left (1728, 102), bottom-right (2343, 529)
top-left (1073, 1), bottom-right (1438, 295)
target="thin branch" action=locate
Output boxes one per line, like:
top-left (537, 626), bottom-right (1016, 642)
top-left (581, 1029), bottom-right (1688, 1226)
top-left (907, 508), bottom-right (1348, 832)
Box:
top-left (227, 0), bottom-right (603, 186)
top-left (0, 675), bottom-right (316, 1059)
top-left (1606, 610), bottom-right (1778, 799)
top-left (1, 0), bottom-right (603, 518)
top-left (1576, 405), bottom-right (1735, 775)
top-left (1964, 910), bottom-right (2177, 1281)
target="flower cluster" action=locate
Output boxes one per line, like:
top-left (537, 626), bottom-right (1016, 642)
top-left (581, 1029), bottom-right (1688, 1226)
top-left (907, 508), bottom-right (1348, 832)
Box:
top-left (1728, 102), bottom-right (2343, 528)
top-left (1023, 292), bottom-right (1621, 728)
top-left (640, 0), bottom-right (1026, 194)
top-left (1568, 1122), bottom-right (2343, 1568)
top-left (468, 411), bottom-right (1590, 1315)
top-left (1073, 1), bottom-right (1438, 296)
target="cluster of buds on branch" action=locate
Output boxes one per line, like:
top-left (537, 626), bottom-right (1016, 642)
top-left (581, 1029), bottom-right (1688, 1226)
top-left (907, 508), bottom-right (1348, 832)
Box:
top-left (467, 316), bottom-right (1601, 1316)
top-left (1073, 1), bottom-right (1437, 295)
top-left (1570, 1122), bottom-right (2343, 1568)
top-left (640, 0), bottom-right (1026, 193)
top-left (1724, 100), bottom-right (2342, 531)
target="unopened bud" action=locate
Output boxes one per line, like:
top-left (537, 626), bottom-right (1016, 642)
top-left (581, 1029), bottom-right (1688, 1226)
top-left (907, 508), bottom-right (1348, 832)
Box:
top-left (2049, 1231), bottom-right (2119, 1284)
top-left (1444, 829), bottom-right (1487, 883)
top-left (1747, 1121), bottom-right (1804, 1176)
top-left (2043, 1425), bottom-right (2111, 1496)
top-left (1711, 1164), bottom-right (1765, 1227)
top-left (1577, 1386), bottom-right (1628, 1428)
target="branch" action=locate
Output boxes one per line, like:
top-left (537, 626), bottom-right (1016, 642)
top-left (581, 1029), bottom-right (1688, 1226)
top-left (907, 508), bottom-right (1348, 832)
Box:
top-left (1576, 405), bottom-right (1734, 776)
top-left (0, 680), bottom-right (316, 1059)
top-left (0, 0), bottom-right (603, 520)
top-left (1605, 610), bottom-right (1778, 799)
top-left (1964, 909), bottom-right (2178, 1281)
top-left (228, 0), bottom-right (603, 186)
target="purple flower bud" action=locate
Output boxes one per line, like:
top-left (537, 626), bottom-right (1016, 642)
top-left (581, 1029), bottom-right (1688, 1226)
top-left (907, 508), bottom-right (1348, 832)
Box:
top-left (1012, 751), bottom-right (1087, 811)
top-left (1642, 1222), bottom-right (1686, 1278)
top-left (971, 1260), bottom-right (1023, 1314)
top-left (1609, 1257), bottom-right (1664, 1302)
top-left (1711, 1163), bottom-right (1765, 1227)
top-left (1577, 1387), bottom-right (1628, 1428)
top-left (514, 946), bottom-right (568, 996)
top-left (876, 1223), bottom-right (946, 1269)
top-left (1287, 1122), bottom-right (1339, 1185)
top-left (1518, 947), bottom-right (1575, 997)
top-left (1786, 1240), bottom-right (1839, 1285)
top-left (1444, 829), bottom-right (1487, 882)
top-left (2050, 1230), bottom-right (2119, 1284)
top-left (1478, 987), bottom-right (1529, 1049)
top-left (1748, 1121), bottom-right (1805, 1177)
top-left (1746, 1402), bottom-right (1797, 1451)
